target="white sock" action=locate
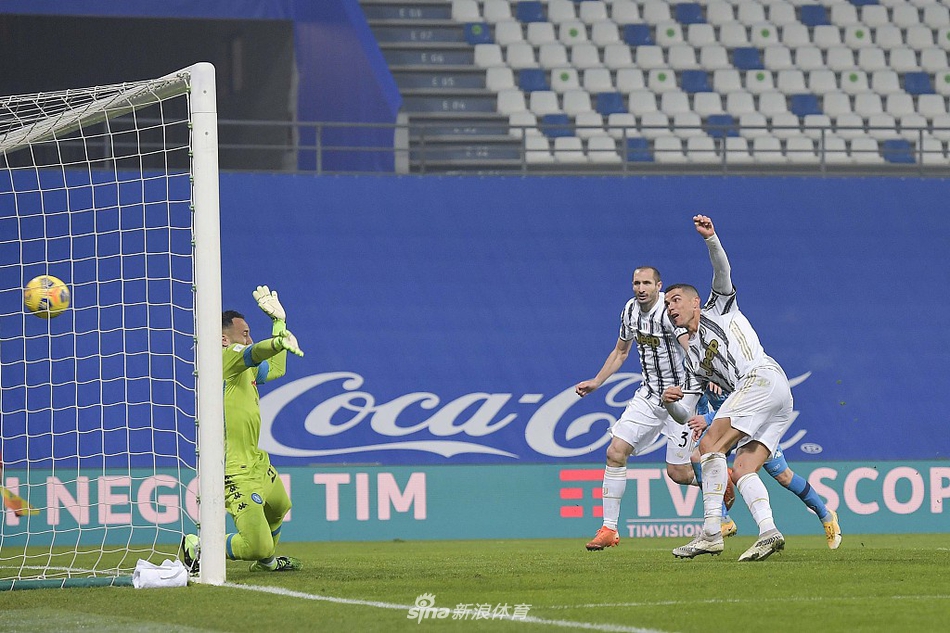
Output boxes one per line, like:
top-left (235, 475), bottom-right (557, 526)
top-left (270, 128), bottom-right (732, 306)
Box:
top-left (700, 452), bottom-right (727, 536)
top-left (601, 465), bottom-right (626, 530)
top-left (737, 472), bottom-right (777, 535)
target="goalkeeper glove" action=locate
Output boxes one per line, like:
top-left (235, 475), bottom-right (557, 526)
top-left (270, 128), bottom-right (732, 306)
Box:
top-left (253, 285), bottom-right (286, 322)
top-left (273, 330), bottom-right (304, 357)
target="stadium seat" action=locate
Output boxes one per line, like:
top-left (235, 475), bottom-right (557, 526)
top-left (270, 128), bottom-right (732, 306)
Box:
top-left (661, 90), bottom-right (692, 115)
top-left (625, 137), bottom-right (654, 162)
top-left (932, 113), bottom-right (950, 140)
top-left (770, 112), bottom-right (801, 139)
top-left (813, 25), bottom-right (842, 50)
top-left (777, 69), bottom-right (808, 93)
top-left (675, 3), bottom-right (705, 25)
top-left (835, 113), bottom-right (866, 139)
top-left (596, 91), bottom-right (627, 115)
top-left (694, 92), bottom-right (725, 116)
top-left (486, 66), bottom-right (515, 91)
top-left (751, 135), bottom-right (785, 162)
top-left (885, 93), bottom-right (916, 118)
top-left (559, 20), bottom-right (588, 45)
top-left (898, 113), bottom-right (929, 142)
top-left (844, 25), bottom-right (874, 49)
top-left (891, 5), bottom-right (920, 29)
top-left (881, 138), bottom-right (917, 165)
top-left (867, 113), bottom-right (900, 140)
top-left (733, 47), bottom-right (764, 70)
top-left (587, 135), bottom-right (623, 162)
top-left (713, 69), bottom-right (743, 93)
top-left (551, 67), bottom-right (580, 92)
top-left (826, 47), bottom-right (856, 72)
top-left (700, 45), bottom-right (732, 70)
top-left (494, 20), bottom-right (525, 46)
top-left (530, 91), bottom-right (562, 116)
top-left (780, 23), bottom-right (811, 48)
top-left (579, 1), bottom-right (609, 25)
top-left (721, 140), bottom-right (754, 166)
top-left (820, 134), bottom-right (850, 163)
top-left (738, 4), bottom-right (766, 26)
top-left (918, 94), bottom-right (948, 120)
top-left (508, 111), bottom-right (539, 138)
top-left (612, 1), bottom-right (642, 26)
top-left (655, 21), bottom-right (685, 47)
top-left (475, 43), bottom-right (504, 67)
top-left (519, 68), bottom-right (550, 92)
top-left (840, 70), bottom-right (869, 94)
top-left (623, 24), bottom-right (654, 47)
top-left (854, 92), bottom-right (884, 117)
top-left (603, 42), bottom-right (634, 69)
top-left (572, 43), bottom-right (604, 69)
top-left (890, 48), bottom-right (921, 73)
top-left (850, 137), bottom-right (883, 163)
top-left (874, 26), bottom-right (904, 51)
top-left (482, 0), bottom-right (513, 23)
top-left (768, 3), bottom-right (797, 27)
top-left (635, 46), bottom-right (666, 70)
top-left (553, 136), bottom-right (588, 162)
top-left (904, 72), bottom-right (936, 95)
top-left (628, 89), bottom-right (659, 115)
top-left (640, 112), bottom-right (671, 138)
top-left (870, 70), bottom-right (902, 95)
top-left (687, 24), bottom-right (716, 47)
top-left (537, 42), bottom-right (568, 68)
top-left (672, 111), bottom-right (705, 137)
top-left (681, 70), bottom-right (712, 94)
top-left (764, 45), bottom-right (794, 71)
top-left (606, 112), bottom-right (638, 139)
top-left (465, 23), bottom-right (493, 45)
top-left (720, 23), bottom-right (751, 48)
top-left (924, 4), bottom-right (950, 29)
top-left (822, 92), bottom-right (853, 117)
top-left (526, 22), bottom-right (556, 45)
top-left (796, 46), bottom-right (826, 72)
top-left (563, 89), bottom-right (594, 115)
top-left (920, 137), bottom-right (946, 165)
top-left (759, 91), bottom-right (790, 116)
top-left (668, 44), bottom-right (699, 70)
top-left (648, 69), bottom-right (677, 93)
top-left (516, 1), bottom-right (546, 23)
top-left (584, 68), bottom-right (614, 92)
top-left (524, 134), bottom-right (555, 162)
top-left (591, 21), bottom-right (621, 46)
top-left (687, 135), bottom-right (719, 163)
top-left (790, 93), bottom-right (822, 118)
top-left (507, 42), bottom-right (539, 68)
top-left (726, 91), bottom-right (756, 116)
top-left (615, 68), bottom-right (646, 91)
top-left (738, 111), bottom-right (769, 138)
top-left (906, 26), bottom-right (935, 51)
top-left (921, 48), bottom-right (949, 73)
top-left (746, 70), bottom-right (775, 94)
top-left (575, 111), bottom-right (606, 138)
top-left (497, 88), bottom-right (527, 114)
top-left (802, 113), bottom-right (833, 139)
top-left (705, 113), bottom-right (739, 138)
top-left (452, 0), bottom-right (480, 23)
top-left (857, 47), bottom-right (888, 72)
top-left (786, 136), bottom-right (820, 163)
top-left (750, 23), bottom-right (780, 47)
top-left (800, 5), bottom-right (831, 27)
top-left (546, 0), bottom-right (576, 23)
top-left (860, 5), bottom-right (890, 29)
top-left (642, 1), bottom-right (672, 23)
top-left (830, 3), bottom-right (859, 27)
top-left (540, 112), bottom-right (574, 136)
top-left (705, 1), bottom-right (735, 27)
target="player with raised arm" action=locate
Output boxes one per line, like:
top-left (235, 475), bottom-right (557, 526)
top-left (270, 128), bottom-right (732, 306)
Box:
top-left (577, 267), bottom-right (704, 551)
top-left (662, 215), bottom-right (795, 561)
top-left (181, 286), bottom-right (304, 573)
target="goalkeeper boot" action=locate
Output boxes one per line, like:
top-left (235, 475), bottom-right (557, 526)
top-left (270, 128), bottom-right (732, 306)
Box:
top-left (823, 511), bottom-right (842, 550)
top-left (180, 534), bottom-right (200, 574)
top-left (249, 555), bottom-right (302, 572)
top-left (738, 528), bottom-right (785, 562)
top-left (672, 531), bottom-right (724, 559)
top-left (585, 526), bottom-right (620, 551)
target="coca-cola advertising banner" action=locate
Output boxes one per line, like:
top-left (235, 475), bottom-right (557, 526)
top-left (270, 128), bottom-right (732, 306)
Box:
top-left (219, 174), bottom-right (948, 466)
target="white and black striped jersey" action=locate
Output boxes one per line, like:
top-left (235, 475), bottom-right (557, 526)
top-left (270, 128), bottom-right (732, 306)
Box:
top-left (683, 288), bottom-right (782, 392)
top-left (619, 292), bottom-right (696, 405)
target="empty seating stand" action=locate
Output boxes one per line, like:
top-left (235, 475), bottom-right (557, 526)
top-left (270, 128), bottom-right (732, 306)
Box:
top-left (362, 0), bottom-right (950, 171)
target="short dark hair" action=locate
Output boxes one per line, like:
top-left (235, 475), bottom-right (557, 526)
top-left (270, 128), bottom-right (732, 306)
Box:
top-left (222, 310), bottom-right (245, 329)
top-left (633, 266), bottom-right (661, 282)
top-left (665, 283), bottom-right (699, 298)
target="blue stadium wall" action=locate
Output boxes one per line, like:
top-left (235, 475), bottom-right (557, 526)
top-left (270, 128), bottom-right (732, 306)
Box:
top-left (3, 173), bottom-right (949, 542)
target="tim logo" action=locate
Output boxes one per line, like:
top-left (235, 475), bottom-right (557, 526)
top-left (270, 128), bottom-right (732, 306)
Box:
top-left (557, 469), bottom-right (605, 519)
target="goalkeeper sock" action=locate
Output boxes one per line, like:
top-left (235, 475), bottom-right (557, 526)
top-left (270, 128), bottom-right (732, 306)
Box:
top-left (256, 556), bottom-right (277, 570)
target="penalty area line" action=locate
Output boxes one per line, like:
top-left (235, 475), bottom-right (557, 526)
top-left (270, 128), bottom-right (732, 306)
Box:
top-left (223, 582), bottom-right (669, 633)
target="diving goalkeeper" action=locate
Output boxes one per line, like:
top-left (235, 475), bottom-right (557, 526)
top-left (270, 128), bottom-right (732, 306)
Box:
top-left (181, 285), bottom-right (304, 573)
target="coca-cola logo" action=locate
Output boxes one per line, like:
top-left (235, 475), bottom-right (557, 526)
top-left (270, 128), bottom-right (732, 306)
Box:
top-left (259, 371), bottom-right (812, 460)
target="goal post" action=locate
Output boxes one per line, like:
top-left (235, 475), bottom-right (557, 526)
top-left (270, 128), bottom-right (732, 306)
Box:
top-left (0, 62), bottom-right (225, 588)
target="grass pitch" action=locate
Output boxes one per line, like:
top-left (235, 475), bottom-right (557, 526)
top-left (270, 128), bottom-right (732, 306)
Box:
top-left (1, 533), bottom-right (948, 633)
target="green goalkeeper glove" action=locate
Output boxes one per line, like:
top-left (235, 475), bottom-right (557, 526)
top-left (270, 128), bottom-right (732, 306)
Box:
top-left (253, 285), bottom-right (286, 322)
top-left (273, 330), bottom-right (304, 357)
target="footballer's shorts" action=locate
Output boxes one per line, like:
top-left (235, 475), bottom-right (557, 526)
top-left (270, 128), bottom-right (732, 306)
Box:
top-left (224, 463), bottom-right (291, 523)
top-left (715, 361), bottom-right (793, 454)
top-left (611, 392), bottom-right (696, 465)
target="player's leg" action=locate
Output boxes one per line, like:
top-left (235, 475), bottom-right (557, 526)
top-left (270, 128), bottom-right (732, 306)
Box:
top-left (672, 417), bottom-right (742, 559)
top-left (765, 452), bottom-right (841, 549)
top-left (249, 466), bottom-right (302, 571)
top-left (586, 397), bottom-right (662, 551)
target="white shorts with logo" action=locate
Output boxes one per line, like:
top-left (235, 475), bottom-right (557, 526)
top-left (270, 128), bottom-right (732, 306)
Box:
top-left (715, 362), bottom-right (793, 453)
top-left (610, 392), bottom-right (695, 465)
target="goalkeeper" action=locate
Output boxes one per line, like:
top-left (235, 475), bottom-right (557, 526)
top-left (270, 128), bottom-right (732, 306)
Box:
top-left (181, 286), bottom-right (304, 573)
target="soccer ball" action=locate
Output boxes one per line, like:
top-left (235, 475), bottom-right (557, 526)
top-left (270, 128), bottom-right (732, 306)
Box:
top-left (24, 275), bottom-right (70, 319)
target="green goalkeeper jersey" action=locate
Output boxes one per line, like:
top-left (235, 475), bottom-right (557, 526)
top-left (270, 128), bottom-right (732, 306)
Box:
top-left (222, 340), bottom-right (286, 476)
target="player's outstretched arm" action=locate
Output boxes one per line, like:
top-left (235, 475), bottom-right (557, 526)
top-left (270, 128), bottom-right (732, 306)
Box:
top-left (575, 338), bottom-right (632, 397)
top-left (693, 214), bottom-right (733, 295)
top-left (253, 285), bottom-right (287, 334)
top-left (250, 330), bottom-right (304, 363)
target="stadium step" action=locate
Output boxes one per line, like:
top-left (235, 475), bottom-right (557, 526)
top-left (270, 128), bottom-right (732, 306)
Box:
top-left (370, 22), bottom-right (467, 44)
top-left (360, 0), bottom-right (452, 21)
top-left (391, 69), bottom-right (486, 89)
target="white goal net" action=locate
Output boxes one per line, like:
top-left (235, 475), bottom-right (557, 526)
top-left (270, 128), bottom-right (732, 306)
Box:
top-left (0, 63), bottom-right (224, 589)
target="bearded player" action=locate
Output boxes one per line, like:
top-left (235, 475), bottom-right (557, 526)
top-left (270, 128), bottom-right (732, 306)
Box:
top-left (181, 285), bottom-right (304, 572)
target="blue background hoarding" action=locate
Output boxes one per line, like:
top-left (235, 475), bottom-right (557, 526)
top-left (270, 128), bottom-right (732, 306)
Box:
top-left (2, 174), bottom-right (948, 468)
